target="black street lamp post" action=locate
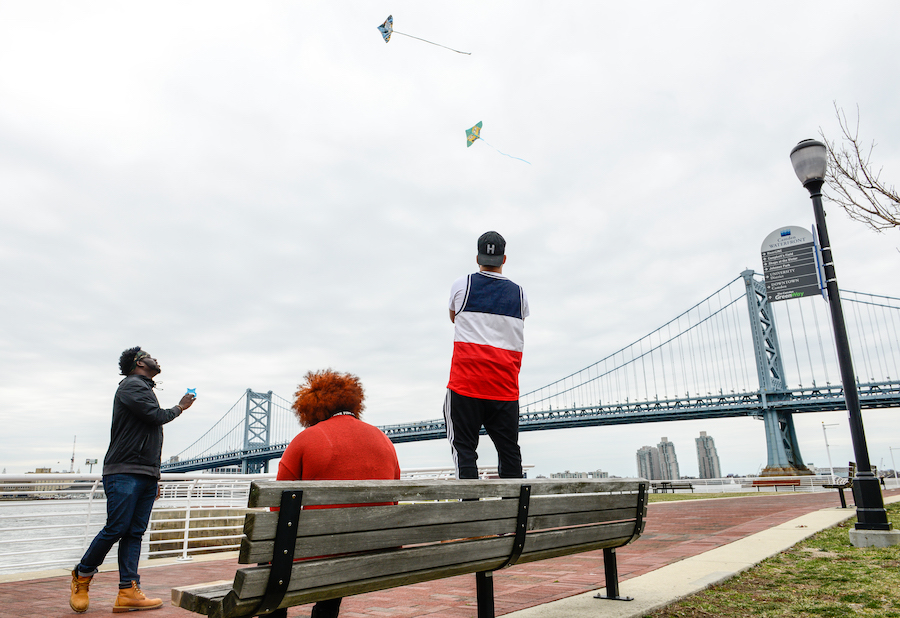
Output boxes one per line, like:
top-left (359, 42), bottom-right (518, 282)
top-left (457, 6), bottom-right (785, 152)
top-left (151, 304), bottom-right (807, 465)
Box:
top-left (789, 139), bottom-right (891, 532)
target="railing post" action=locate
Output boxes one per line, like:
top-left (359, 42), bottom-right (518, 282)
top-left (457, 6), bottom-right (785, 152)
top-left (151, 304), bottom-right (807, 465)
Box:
top-left (81, 479), bottom-right (102, 552)
top-left (177, 479), bottom-right (199, 562)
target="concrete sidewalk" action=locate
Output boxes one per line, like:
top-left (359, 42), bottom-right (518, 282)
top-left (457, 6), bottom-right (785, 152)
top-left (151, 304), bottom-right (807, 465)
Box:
top-left (508, 494), bottom-right (900, 618)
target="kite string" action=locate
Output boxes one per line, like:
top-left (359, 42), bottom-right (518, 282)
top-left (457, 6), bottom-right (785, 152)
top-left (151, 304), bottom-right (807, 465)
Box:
top-left (477, 137), bottom-right (531, 165)
top-left (393, 31), bottom-right (471, 55)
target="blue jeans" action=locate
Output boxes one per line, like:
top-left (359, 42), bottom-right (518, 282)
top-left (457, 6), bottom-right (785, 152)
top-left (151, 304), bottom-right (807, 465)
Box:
top-left (76, 473), bottom-right (158, 587)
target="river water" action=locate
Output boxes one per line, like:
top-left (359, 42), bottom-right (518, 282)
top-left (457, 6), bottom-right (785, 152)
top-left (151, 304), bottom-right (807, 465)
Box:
top-left (1, 493), bottom-right (248, 574)
top-left (0, 499), bottom-right (115, 574)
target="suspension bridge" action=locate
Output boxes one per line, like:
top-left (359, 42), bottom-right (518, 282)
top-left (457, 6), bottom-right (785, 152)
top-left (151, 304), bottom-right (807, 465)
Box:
top-left (161, 270), bottom-right (900, 474)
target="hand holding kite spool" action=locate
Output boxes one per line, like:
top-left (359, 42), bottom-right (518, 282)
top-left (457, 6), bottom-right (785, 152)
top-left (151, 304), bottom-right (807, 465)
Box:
top-left (377, 15), bottom-right (471, 55)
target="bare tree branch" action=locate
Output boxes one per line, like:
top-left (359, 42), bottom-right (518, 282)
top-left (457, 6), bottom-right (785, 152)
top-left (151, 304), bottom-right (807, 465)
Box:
top-left (818, 102), bottom-right (900, 231)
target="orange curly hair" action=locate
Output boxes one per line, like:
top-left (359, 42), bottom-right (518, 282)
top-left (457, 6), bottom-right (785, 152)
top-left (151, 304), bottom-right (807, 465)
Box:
top-left (292, 369), bottom-right (365, 427)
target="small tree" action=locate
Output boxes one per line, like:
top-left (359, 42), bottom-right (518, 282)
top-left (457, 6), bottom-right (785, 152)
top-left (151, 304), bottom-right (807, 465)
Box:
top-left (819, 104), bottom-right (900, 231)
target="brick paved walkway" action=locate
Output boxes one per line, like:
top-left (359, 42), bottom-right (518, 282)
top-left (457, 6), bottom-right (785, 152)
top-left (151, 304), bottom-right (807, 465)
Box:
top-left (2, 489), bottom-right (893, 618)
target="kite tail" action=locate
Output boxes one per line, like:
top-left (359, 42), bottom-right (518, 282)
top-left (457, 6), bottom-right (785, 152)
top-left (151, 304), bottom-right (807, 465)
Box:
top-left (478, 138), bottom-right (532, 165)
top-left (393, 31), bottom-right (471, 55)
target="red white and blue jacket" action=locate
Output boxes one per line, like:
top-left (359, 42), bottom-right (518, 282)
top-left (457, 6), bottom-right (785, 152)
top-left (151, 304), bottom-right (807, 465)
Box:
top-left (448, 271), bottom-right (529, 401)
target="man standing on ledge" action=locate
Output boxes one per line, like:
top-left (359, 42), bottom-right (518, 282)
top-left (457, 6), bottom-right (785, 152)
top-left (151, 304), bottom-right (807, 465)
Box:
top-left (69, 347), bottom-right (195, 614)
top-left (444, 231), bottom-right (529, 479)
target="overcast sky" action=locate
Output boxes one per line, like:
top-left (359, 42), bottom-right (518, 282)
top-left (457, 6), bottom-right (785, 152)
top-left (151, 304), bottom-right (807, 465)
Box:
top-left (2, 2), bottom-right (899, 478)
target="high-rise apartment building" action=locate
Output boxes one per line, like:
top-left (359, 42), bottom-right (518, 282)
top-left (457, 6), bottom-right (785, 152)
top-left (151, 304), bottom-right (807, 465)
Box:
top-left (657, 437), bottom-right (680, 480)
top-left (695, 431), bottom-right (722, 479)
top-left (635, 445), bottom-right (662, 480)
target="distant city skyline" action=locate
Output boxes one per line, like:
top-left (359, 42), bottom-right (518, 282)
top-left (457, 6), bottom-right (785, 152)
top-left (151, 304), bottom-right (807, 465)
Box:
top-left (635, 433), bottom-right (724, 480)
top-left (634, 437), bottom-right (681, 480)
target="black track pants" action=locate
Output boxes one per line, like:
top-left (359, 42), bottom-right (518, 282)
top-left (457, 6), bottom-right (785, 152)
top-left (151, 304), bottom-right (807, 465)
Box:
top-left (443, 389), bottom-right (523, 479)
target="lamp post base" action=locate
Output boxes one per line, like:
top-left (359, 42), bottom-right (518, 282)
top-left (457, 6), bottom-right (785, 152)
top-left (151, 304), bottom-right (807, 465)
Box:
top-left (852, 476), bottom-right (892, 530)
top-left (849, 529), bottom-right (900, 548)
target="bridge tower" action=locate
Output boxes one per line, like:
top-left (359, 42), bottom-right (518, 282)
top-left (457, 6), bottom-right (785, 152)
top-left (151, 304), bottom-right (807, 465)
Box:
top-left (741, 270), bottom-right (812, 476)
top-left (242, 389), bottom-right (274, 474)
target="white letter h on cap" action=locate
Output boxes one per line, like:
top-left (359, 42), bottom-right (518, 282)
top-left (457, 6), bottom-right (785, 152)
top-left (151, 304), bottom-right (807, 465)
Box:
top-left (486, 244), bottom-right (495, 254)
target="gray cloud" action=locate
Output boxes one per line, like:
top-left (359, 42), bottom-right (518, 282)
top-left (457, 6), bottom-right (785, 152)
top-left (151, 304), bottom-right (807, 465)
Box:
top-left (1, 1), bottom-right (898, 478)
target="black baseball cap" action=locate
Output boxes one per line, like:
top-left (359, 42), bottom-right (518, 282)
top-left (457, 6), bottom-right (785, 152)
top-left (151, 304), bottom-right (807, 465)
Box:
top-left (477, 231), bottom-right (506, 266)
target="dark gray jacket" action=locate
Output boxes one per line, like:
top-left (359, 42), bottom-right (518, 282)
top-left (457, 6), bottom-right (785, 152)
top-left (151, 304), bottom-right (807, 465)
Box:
top-left (102, 375), bottom-right (183, 478)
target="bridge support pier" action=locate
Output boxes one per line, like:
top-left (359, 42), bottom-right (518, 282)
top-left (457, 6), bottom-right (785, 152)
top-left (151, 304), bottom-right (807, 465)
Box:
top-left (242, 459), bottom-right (270, 474)
top-left (759, 409), bottom-right (812, 476)
top-left (242, 389), bottom-right (274, 474)
top-left (742, 271), bottom-right (811, 477)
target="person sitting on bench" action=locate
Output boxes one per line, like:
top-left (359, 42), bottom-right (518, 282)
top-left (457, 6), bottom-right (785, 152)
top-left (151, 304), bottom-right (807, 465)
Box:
top-left (276, 369), bottom-right (401, 618)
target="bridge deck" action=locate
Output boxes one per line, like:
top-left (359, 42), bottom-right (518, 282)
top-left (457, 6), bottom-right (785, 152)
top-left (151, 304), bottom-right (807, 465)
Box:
top-left (163, 382), bottom-right (900, 470)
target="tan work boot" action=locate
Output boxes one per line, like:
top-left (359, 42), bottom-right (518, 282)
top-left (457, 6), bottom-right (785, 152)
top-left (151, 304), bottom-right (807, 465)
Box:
top-left (70, 570), bottom-right (92, 613)
top-left (112, 581), bottom-right (163, 613)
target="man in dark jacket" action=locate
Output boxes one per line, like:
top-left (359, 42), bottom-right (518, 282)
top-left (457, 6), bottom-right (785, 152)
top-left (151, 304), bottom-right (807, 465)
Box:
top-left (69, 347), bottom-right (195, 614)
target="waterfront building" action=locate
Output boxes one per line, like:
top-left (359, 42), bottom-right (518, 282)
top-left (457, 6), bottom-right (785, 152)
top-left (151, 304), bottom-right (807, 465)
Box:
top-left (695, 431), bottom-right (722, 479)
top-left (657, 437), bottom-right (680, 480)
top-left (635, 446), bottom-right (662, 480)
top-left (550, 469), bottom-right (608, 479)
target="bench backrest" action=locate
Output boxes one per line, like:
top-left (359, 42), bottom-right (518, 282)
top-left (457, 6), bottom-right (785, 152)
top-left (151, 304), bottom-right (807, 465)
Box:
top-left (751, 478), bottom-right (801, 486)
top-left (211, 479), bottom-right (646, 617)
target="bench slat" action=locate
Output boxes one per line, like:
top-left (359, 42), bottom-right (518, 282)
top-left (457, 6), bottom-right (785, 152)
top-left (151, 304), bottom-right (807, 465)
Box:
top-left (214, 529), bottom-right (638, 618)
top-left (240, 504), bottom-right (639, 563)
top-left (243, 492), bottom-right (640, 541)
top-left (171, 581), bottom-right (233, 615)
top-left (185, 526), bottom-right (639, 618)
top-left (823, 479), bottom-right (851, 489)
top-left (233, 520), bottom-right (637, 600)
top-left (248, 479), bottom-right (645, 508)
top-left (213, 555), bottom-right (519, 618)
top-left (173, 480), bottom-right (648, 618)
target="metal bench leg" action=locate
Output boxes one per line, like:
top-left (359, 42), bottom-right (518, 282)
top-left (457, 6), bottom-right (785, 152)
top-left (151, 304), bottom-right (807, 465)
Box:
top-left (594, 548), bottom-right (633, 601)
top-left (837, 488), bottom-right (847, 508)
top-left (476, 571), bottom-right (494, 618)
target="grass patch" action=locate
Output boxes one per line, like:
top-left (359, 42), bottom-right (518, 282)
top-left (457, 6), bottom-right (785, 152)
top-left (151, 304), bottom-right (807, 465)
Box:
top-left (642, 501), bottom-right (900, 617)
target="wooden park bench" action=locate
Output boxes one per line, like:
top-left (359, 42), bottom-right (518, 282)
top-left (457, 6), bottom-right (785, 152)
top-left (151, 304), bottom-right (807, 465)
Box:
top-left (750, 478), bottom-right (802, 492)
top-left (172, 478), bottom-right (648, 618)
top-left (823, 462), bottom-right (856, 508)
top-left (650, 480), bottom-right (694, 493)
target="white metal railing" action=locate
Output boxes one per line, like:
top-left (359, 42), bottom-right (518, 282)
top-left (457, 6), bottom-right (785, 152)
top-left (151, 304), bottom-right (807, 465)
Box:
top-left (647, 475), bottom-right (900, 493)
top-left (0, 473), bottom-right (265, 575)
top-left (2, 470), bottom-right (895, 575)
top-left (0, 467), bottom-right (524, 574)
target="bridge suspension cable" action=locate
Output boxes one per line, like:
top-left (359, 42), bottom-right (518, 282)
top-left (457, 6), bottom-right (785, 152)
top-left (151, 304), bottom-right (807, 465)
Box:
top-left (169, 390), bottom-right (296, 464)
top-left (765, 289), bottom-right (900, 390)
top-left (519, 275), bottom-right (757, 415)
top-left (163, 274), bottom-right (900, 470)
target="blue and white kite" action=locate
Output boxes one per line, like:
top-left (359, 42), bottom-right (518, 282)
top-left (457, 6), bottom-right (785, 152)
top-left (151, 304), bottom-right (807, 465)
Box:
top-left (377, 15), bottom-right (471, 55)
